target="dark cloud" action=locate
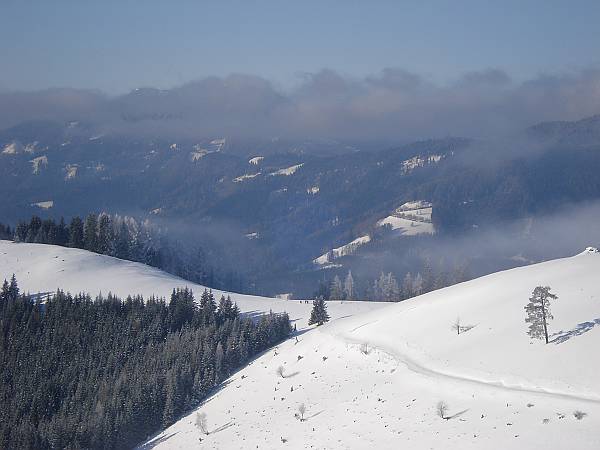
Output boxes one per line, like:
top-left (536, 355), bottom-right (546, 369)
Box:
top-left (1, 68), bottom-right (599, 141)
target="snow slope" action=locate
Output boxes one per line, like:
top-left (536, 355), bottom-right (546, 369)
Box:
top-left (0, 241), bottom-right (383, 329)
top-left (2, 240), bottom-right (598, 449)
top-left (143, 248), bottom-right (600, 449)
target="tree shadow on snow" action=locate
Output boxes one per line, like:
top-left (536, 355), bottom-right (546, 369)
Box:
top-left (306, 410), bottom-right (325, 420)
top-left (136, 432), bottom-right (179, 449)
top-left (284, 371), bottom-right (300, 378)
top-left (445, 409), bottom-right (469, 420)
top-left (551, 318), bottom-right (600, 344)
top-left (211, 421), bottom-right (234, 434)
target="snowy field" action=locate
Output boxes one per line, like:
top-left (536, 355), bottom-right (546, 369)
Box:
top-left (143, 247), bottom-right (600, 449)
top-left (1, 240), bottom-right (599, 449)
top-left (0, 240), bottom-right (384, 330)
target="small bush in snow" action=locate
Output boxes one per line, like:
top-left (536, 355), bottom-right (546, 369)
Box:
top-left (573, 410), bottom-right (587, 420)
top-left (195, 412), bottom-right (209, 435)
top-left (360, 343), bottom-right (370, 355)
top-left (298, 403), bottom-right (306, 421)
top-left (436, 401), bottom-right (448, 419)
top-left (276, 365), bottom-right (286, 378)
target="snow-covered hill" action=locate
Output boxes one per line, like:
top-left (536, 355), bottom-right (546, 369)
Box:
top-left (2, 240), bottom-right (599, 449)
top-left (0, 241), bottom-right (383, 329)
top-left (142, 247), bottom-right (600, 449)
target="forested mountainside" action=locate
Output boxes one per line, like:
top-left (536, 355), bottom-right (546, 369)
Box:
top-left (0, 277), bottom-right (291, 449)
top-left (2, 115), bottom-right (600, 297)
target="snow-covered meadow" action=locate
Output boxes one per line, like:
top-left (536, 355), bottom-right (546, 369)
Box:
top-left (1, 240), bottom-right (599, 449)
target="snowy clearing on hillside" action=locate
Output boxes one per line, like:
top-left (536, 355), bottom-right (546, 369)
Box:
top-left (377, 216), bottom-right (435, 235)
top-left (143, 248), bottom-right (600, 450)
top-left (233, 172), bottom-right (261, 182)
top-left (29, 155), bottom-right (48, 174)
top-left (30, 200), bottom-right (54, 210)
top-left (24, 142), bottom-right (39, 153)
top-left (209, 138), bottom-right (226, 152)
top-left (0, 241), bottom-right (383, 330)
top-left (377, 200), bottom-right (435, 235)
top-left (190, 150), bottom-right (208, 161)
top-left (249, 156), bottom-right (264, 165)
top-left (269, 163), bottom-right (304, 176)
top-left (2, 142), bottom-right (20, 154)
top-left (314, 235), bottom-right (371, 265)
top-left (307, 186), bottom-right (320, 195)
top-left (64, 164), bottom-right (78, 180)
top-left (402, 154), bottom-right (443, 174)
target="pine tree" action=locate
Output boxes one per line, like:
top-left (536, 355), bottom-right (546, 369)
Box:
top-left (343, 271), bottom-right (355, 300)
top-left (83, 214), bottom-right (99, 252)
top-left (25, 217), bottom-right (41, 242)
top-left (329, 275), bottom-right (343, 300)
top-left (422, 256), bottom-right (434, 293)
top-left (525, 286), bottom-right (558, 344)
top-left (115, 222), bottom-right (130, 259)
top-left (56, 217), bottom-right (69, 246)
top-left (69, 217), bottom-right (84, 248)
top-left (14, 222), bottom-right (28, 242)
top-left (308, 297), bottom-right (330, 326)
top-left (0, 279), bottom-right (9, 303)
top-left (412, 273), bottom-right (423, 296)
top-left (402, 272), bottom-right (413, 299)
top-left (8, 274), bottom-right (19, 301)
top-left (97, 214), bottom-right (112, 254)
top-left (199, 289), bottom-right (217, 325)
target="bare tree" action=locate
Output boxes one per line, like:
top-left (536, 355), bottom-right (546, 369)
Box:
top-left (298, 403), bottom-right (306, 421)
top-left (276, 365), bottom-right (286, 378)
top-left (436, 401), bottom-right (448, 419)
top-left (452, 317), bottom-right (461, 335)
top-left (195, 412), bottom-right (209, 435)
top-left (360, 343), bottom-right (370, 355)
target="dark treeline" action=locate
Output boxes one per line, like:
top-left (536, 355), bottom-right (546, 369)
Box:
top-left (0, 276), bottom-right (291, 449)
top-left (6, 214), bottom-right (249, 292)
top-left (0, 222), bottom-right (12, 240)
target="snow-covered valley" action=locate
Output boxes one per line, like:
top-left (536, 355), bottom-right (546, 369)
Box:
top-left (1, 241), bottom-right (599, 449)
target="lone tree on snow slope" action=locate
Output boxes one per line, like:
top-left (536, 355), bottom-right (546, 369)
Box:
top-left (308, 296), bottom-right (330, 326)
top-left (525, 286), bottom-right (558, 344)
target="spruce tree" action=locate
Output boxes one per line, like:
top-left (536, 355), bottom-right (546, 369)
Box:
top-left (343, 271), bottom-right (355, 300)
top-left (308, 296), bottom-right (330, 326)
top-left (83, 214), bottom-right (99, 252)
top-left (97, 214), bottom-right (112, 254)
top-left (8, 274), bottom-right (19, 300)
top-left (329, 275), bottom-right (343, 300)
top-left (69, 217), bottom-right (84, 248)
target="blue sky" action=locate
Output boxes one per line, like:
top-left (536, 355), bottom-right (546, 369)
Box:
top-left (2, 0), bottom-right (600, 93)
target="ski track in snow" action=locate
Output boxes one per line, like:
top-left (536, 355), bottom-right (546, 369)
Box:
top-left (332, 320), bottom-right (600, 405)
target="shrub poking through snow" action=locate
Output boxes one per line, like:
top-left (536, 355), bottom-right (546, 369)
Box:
top-left (573, 411), bottom-right (587, 420)
top-left (298, 403), bottom-right (306, 421)
top-left (360, 343), bottom-right (370, 355)
top-left (277, 365), bottom-right (286, 378)
top-left (195, 412), bottom-right (209, 435)
top-left (437, 401), bottom-right (448, 420)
